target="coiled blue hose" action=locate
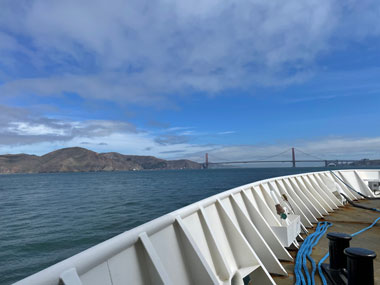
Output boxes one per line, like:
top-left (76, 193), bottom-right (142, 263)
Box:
top-left (294, 170), bottom-right (380, 285)
top-left (317, 214), bottom-right (380, 285)
top-left (295, 221), bottom-right (332, 285)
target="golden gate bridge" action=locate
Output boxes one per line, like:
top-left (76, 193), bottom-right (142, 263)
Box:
top-left (203, 147), bottom-right (363, 168)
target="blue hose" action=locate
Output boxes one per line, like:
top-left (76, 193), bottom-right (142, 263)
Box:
top-left (295, 221), bottom-right (332, 285)
top-left (295, 171), bottom-right (380, 284)
top-left (317, 214), bottom-right (380, 285)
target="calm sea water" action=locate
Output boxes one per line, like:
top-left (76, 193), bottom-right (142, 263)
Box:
top-left (0, 167), bottom-right (362, 284)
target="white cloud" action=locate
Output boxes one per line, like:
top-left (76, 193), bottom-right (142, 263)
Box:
top-left (0, 0), bottom-right (379, 103)
top-left (0, 1), bottom-right (380, 161)
top-left (8, 122), bottom-right (68, 136)
top-left (217, 131), bottom-right (236, 135)
top-left (0, 105), bottom-right (379, 161)
top-left (0, 129), bottom-right (211, 158)
top-left (0, 105), bottom-right (210, 157)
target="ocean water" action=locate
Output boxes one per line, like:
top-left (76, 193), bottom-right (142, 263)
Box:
top-left (0, 167), bottom-right (357, 284)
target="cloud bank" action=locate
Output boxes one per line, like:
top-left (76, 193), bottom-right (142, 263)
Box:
top-left (0, 105), bottom-right (210, 157)
top-left (0, 0), bottom-right (379, 104)
top-left (1, 104), bottom-right (379, 163)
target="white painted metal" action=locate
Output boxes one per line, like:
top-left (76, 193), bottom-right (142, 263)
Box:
top-left (271, 214), bottom-right (301, 247)
top-left (13, 169), bottom-right (380, 285)
top-left (280, 178), bottom-right (318, 224)
top-left (60, 268), bottom-right (82, 285)
top-left (271, 180), bottom-right (313, 228)
top-left (367, 180), bottom-right (380, 192)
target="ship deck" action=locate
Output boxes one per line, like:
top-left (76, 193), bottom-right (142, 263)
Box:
top-left (273, 199), bottom-right (380, 285)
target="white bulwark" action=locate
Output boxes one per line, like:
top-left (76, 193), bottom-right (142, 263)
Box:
top-left (14, 169), bottom-right (379, 285)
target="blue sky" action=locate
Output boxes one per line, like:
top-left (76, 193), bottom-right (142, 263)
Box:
top-left (1, 0), bottom-right (380, 163)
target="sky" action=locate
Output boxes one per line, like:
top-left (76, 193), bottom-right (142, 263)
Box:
top-left (0, 0), bottom-right (380, 164)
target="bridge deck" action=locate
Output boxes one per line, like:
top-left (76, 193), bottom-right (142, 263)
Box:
top-left (272, 199), bottom-right (380, 285)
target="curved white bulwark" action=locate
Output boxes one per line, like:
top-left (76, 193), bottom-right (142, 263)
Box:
top-left (14, 169), bottom-right (380, 285)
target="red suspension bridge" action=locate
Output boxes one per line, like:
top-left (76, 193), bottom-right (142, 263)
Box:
top-left (203, 147), bottom-right (362, 168)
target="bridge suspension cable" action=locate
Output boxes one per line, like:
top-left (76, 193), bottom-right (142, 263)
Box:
top-left (294, 148), bottom-right (325, 161)
top-left (207, 153), bottom-right (228, 162)
top-left (207, 148), bottom-right (292, 163)
top-left (259, 148), bottom-right (293, 161)
top-left (201, 146), bottom-right (362, 169)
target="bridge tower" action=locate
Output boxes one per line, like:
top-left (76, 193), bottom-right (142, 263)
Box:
top-left (204, 153), bottom-right (209, 169)
top-left (292, 147), bottom-right (296, 168)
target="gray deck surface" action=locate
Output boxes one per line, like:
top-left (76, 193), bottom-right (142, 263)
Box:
top-left (272, 199), bottom-right (380, 285)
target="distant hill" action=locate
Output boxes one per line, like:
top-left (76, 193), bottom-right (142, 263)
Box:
top-left (0, 147), bottom-right (202, 174)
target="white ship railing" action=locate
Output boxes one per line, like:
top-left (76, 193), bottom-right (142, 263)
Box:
top-left (14, 169), bottom-right (380, 285)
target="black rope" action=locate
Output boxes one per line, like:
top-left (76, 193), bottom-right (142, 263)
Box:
top-left (330, 171), bottom-right (380, 200)
top-left (341, 193), bottom-right (380, 211)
